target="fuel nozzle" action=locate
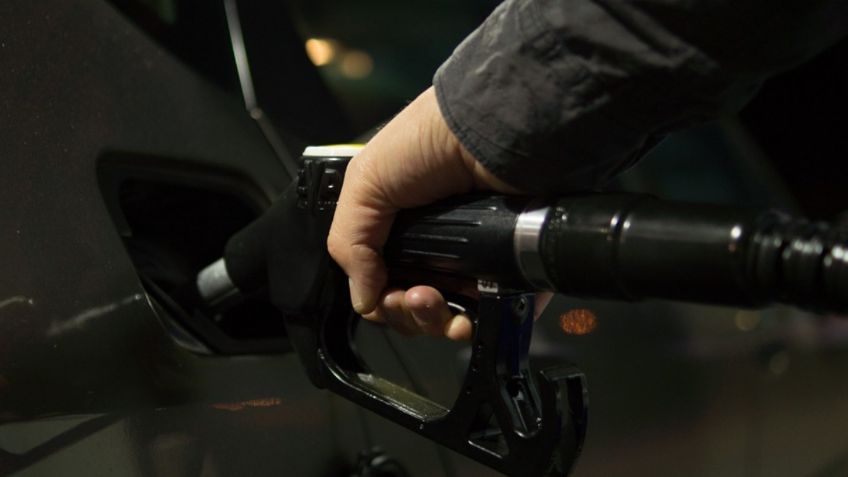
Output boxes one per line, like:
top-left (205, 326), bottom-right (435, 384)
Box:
top-left (193, 145), bottom-right (847, 477)
top-left (199, 146), bottom-right (848, 316)
top-left (196, 146), bottom-right (352, 310)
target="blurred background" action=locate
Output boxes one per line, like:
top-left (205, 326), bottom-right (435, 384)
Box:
top-left (118, 0), bottom-right (848, 217)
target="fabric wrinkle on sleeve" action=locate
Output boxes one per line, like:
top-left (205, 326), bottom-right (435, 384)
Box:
top-left (433, 0), bottom-right (848, 195)
top-left (435, 0), bottom-right (639, 193)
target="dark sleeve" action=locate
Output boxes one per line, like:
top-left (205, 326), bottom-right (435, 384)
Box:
top-left (433, 0), bottom-right (848, 193)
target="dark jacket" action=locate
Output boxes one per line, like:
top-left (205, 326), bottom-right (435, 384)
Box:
top-left (434, 0), bottom-right (847, 193)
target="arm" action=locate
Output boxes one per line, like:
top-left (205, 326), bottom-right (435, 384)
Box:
top-left (435, 0), bottom-right (847, 193)
top-left (328, 0), bottom-right (848, 339)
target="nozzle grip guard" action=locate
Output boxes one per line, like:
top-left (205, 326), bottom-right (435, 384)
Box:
top-left (292, 279), bottom-right (587, 477)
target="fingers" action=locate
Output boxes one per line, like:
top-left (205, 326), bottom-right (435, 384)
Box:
top-left (326, 86), bottom-right (526, 338)
top-left (444, 315), bottom-right (473, 341)
top-left (327, 87), bottom-right (481, 317)
top-left (344, 244), bottom-right (388, 315)
top-left (369, 289), bottom-right (550, 341)
top-left (361, 285), bottom-right (473, 341)
top-left (327, 156), bottom-right (395, 315)
top-left (405, 286), bottom-right (454, 336)
top-left (380, 289), bottom-right (418, 336)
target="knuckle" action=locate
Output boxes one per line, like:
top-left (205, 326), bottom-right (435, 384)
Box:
top-left (349, 243), bottom-right (381, 264)
top-left (326, 232), bottom-right (344, 262)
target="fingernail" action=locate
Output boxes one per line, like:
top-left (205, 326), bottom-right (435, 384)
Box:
top-left (349, 278), bottom-right (366, 314)
top-left (444, 314), bottom-right (472, 341)
top-left (361, 310), bottom-right (385, 323)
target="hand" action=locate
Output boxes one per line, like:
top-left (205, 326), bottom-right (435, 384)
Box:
top-left (327, 86), bottom-right (519, 340)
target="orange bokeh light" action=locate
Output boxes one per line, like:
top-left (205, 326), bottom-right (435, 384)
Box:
top-left (211, 397), bottom-right (283, 412)
top-left (559, 309), bottom-right (598, 335)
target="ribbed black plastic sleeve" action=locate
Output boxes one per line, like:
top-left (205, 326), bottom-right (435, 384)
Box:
top-left (384, 195), bottom-right (527, 288)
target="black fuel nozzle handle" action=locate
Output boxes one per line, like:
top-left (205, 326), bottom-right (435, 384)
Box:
top-left (197, 148), bottom-right (587, 477)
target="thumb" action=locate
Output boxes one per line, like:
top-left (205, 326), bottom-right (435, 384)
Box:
top-left (326, 158), bottom-right (395, 316)
top-left (341, 243), bottom-right (388, 315)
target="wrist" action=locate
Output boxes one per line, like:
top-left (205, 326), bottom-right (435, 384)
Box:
top-left (424, 86), bottom-right (520, 194)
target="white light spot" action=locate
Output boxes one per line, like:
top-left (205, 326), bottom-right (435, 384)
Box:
top-left (730, 225), bottom-right (742, 240)
top-left (0, 296), bottom-right (35, 309)
top-left (46, 294), bottom-right (143, 337)
top-left (728, 225), bottom-right (742, 252)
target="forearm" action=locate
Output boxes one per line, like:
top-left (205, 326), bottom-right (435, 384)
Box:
top-left (434, 0), bottom-right (848, 193)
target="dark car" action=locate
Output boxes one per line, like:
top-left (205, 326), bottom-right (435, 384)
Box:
top-left (2, 1), bottom-right (847, 476)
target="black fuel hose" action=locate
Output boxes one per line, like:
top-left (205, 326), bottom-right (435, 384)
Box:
top-left (384, 193), bottom-right (848, 314)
